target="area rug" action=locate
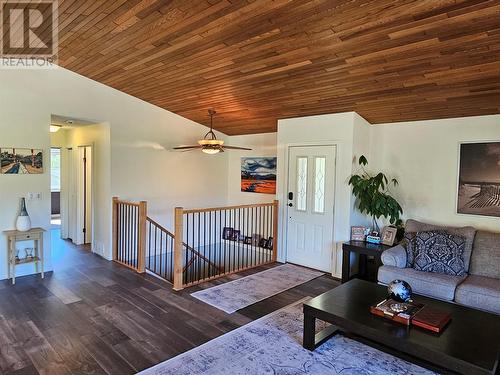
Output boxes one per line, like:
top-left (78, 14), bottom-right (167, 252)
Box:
top-left (190, 264), bottom-right (324, 313)
top-left (138, 298), bottom-right (435, 375)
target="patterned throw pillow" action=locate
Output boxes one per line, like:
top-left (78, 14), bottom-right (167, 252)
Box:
top-left (402, 231), bottom-right (417, 267)
top-left (412, 231), bottom-right (467, 276)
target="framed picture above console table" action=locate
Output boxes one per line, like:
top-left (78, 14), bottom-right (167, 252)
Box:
top-left (3, 227), bottom-right (45, 285)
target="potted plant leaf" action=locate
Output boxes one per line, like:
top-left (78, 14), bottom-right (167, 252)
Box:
top-left (348, 155), bottom-right (403, 235)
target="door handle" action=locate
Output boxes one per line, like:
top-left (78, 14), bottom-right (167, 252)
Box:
top-left (288, 203), bottom-right (293, 207)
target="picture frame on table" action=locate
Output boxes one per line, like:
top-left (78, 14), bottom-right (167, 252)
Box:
top-left (231, 230), bottom-right (241, 241)
top-left (351, 226), bottom-right (366, 241)
top-left (251, 234), bottom-right (262, 246)
top-left (265, 237), bottom-right (274, 250)
top-left (222, 227), bottom-right (233, 240)
top-left (381, 226), bottom-right (397, 246)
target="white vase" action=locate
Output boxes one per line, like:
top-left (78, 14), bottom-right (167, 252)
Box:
top-left (16, 198), bottom-right (31, 232)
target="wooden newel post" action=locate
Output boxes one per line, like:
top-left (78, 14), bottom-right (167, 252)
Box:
top-left (173, 207), bottom-right (184, 291)
top-left (112, 197), bottom-right (119, 261)
top-left (137, 201), bottom-right (147, 273)
top-left (272, 200), bottom-right (279, 262)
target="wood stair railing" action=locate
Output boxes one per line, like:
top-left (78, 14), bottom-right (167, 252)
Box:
top-left (113, 198), bottom-right (279, 291)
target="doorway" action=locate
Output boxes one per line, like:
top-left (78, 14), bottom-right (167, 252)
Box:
top-left (286, 145), bottom-right (336, 272)
top-left (59, 145), bottom-right (93, 246)
top-left (50, 148), bottom-right (62, 229)
top-left (78, 146), bottom-right (92, 245)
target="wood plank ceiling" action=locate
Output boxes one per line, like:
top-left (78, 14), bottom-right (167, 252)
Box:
top-left (58, 0), bottom-right (500, 135)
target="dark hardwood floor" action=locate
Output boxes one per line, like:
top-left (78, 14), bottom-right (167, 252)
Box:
top-left (0, 229), bottom-right (339, 374)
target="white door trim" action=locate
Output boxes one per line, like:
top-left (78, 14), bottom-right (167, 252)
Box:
top-left (281, 142), bottom-right (339, 270)
top-left (75, 144), bottom-right (95, 250)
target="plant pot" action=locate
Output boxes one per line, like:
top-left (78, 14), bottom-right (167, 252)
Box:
top-left (16, 198), bottom-right (31, 232)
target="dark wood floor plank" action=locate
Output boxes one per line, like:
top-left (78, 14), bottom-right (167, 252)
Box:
top-left (42, 329), bottom-right (107, 375)
top-left (0, 315), bottom-right (32, 373)
top-left (0, 230), bottom-right (340, 374)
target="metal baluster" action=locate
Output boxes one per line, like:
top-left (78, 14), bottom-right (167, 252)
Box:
top-left (218, 210), bottom-right (222, 277)
top-left (186, 213), bottom-right (189, 285)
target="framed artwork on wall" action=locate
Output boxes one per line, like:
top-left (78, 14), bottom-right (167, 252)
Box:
top-left (241, 157), bottom-right (277, 194)
top-left (457, 141), bottom-right (500, 217)
top-left (0, 148), bottom-right (43, 174)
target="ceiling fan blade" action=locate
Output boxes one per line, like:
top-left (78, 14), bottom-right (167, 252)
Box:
top-left (173, 145), bottom-right (202, 150)
top-left (222, 145), bottom-right (253, 150)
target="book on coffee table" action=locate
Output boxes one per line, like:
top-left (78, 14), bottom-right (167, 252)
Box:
top-left (412, 305), bottom-right (452, 333)
top-left (370, 298), bottom-right (424, 326)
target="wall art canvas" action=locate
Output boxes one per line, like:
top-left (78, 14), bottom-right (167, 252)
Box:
top-left (1, 148), bottom-right (43, 174)
top-left (241, 157), bottom-right (277, 194)
top-left (457, 142), bottom-right (500, 217)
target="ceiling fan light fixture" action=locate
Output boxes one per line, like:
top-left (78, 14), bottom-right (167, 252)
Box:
top-left (198, 139), bottom-right (224, 146)
top-left (202, 147), bottom-right (221, 155)
top-left (173, 109), bottom-right (252, 154)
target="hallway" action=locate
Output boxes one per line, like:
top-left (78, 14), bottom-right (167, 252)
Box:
top-left (0, 230), bottom-right (338, 374)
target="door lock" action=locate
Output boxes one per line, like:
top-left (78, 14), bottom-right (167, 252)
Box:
top-left (288, 192), bottom-right (294, 200)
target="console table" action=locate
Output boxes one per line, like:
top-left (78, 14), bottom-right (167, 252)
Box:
top-left (341, 240), bottom-right (391, 283)
top-left (4, 228), bottom-right (45, 285)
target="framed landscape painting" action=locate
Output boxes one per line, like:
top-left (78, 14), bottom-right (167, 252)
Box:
top-left (0, 148), bottom-right (43, 174)
top-left (457, 142), bottom-right (500, 217)
top-left (241, 157), bottom-right (277, 194)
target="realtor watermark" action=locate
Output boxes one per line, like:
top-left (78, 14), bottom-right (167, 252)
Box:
top-left (0, 0), bottom-right (58, 69)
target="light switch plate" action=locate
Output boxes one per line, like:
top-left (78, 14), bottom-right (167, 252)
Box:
top-left (27, 192), bottom-right (42, 200)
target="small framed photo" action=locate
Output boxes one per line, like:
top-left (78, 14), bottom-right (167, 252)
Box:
top-left (259, 238), bottom-right (268, 248)
top-left (222, 227), bottom-right (233, 240)
top-left (381, 226), bottom-right (397, 246)
top-left (351, 226), bottom-right (366, 241)
top-left (244, 236), bottom-right (252, 245)
top-left (251, 234), bottom-right (261, 246)
top-left (231, 230), bottom-right (241, 241)
top-left (265, 237), bottom-right (274, 250)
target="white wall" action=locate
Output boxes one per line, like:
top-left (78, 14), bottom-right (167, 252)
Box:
top-left (351, 113), bottom-right (372, 229)
top-left (50, 128), bottom-right (69, 147)
top-left (371, 115), bottom-right (500, 232)
top-left (226, 133), bottom-right (277, 205)
top-left (0, 67), bottom-right (229, 280)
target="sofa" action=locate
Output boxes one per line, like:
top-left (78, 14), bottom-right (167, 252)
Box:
top-left (378, 219), bottom-right (500, 315)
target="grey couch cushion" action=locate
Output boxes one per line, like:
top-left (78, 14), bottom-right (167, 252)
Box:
top-left (455, 275), bottom-right (500, 315)
top-left (412, 231), bottom-right (467, 276)
top-left (469, 231), bottom-right (500, 279)
top-left (381, 244), bottom-right (407, 268)
top-left (378, 265), bottom-right (466, 301)
top-left (405, 219), bottom-right (476, 271)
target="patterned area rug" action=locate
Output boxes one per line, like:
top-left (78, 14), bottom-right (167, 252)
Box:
top-left (138, 298), bottom-right (435, 375)
top-left (190, 264), bottom-right (324, 313)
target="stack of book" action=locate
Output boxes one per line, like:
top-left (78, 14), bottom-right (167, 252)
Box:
top-left (370, 298), bottom-right (452, 333)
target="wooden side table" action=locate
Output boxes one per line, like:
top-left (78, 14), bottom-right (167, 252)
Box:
top-left (341, 240), bottom-right (392, 284)
top-left (3, 227), bottom-right (46, 285)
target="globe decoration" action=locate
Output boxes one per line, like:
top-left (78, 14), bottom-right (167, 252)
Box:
top-left (387, 280), bottom-right (412, 303)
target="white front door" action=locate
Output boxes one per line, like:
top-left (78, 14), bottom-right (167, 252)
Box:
top-left (286, 145), bottom-right (336, 272)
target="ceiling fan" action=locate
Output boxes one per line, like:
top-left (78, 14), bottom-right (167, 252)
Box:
top-left (173, 109), bottom-right (252, 154)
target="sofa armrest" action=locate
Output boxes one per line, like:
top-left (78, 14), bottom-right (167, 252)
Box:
top-left (381, 244), bottom-right (407, 268)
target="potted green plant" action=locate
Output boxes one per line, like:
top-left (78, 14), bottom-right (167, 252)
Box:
top-left (348, 155), bottom-right (403, 234)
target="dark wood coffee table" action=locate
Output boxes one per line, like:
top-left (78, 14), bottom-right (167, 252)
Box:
top-left (303, 279), bottom-right (500, 375)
